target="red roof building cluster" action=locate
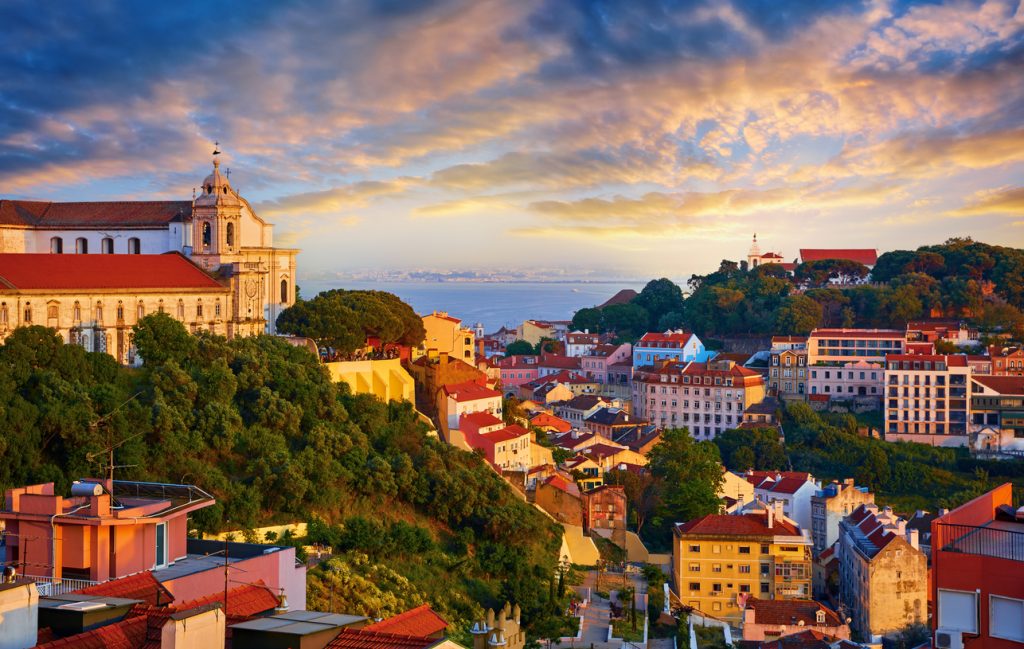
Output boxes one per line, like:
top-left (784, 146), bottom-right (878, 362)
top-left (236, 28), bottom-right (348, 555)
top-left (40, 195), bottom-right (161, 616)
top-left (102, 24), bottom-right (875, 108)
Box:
top-left (35, 615), bottom-right (149, 649)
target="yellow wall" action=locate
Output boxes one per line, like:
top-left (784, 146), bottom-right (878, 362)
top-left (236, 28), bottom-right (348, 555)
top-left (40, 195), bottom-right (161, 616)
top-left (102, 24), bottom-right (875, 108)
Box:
top-left (422, 313), bottom-right (475, 362)
top-left (673, 532), bottom-right (811, 623)
top-left (325, 358), bottom-right (415, 403)
top-left (718, 470), bottom-right (755, 505)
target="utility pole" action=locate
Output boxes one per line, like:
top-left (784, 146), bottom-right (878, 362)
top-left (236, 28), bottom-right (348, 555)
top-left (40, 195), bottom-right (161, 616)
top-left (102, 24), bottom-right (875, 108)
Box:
top-left (224, 526), bottom-right (230, 617)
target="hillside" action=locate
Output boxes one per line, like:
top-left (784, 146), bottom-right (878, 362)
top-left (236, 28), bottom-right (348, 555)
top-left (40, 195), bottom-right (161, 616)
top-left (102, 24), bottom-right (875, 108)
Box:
top-left (0, 318), bottom-right (566, 640)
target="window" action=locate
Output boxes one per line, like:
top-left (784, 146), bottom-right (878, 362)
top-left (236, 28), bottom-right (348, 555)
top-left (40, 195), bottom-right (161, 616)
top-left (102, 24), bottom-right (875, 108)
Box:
top-left (712, 564), bottom-right (722, 573)
top-left (75, 237), bottom-right (88, 254)
top-left (137, 302), bottom-right (145, 319)
top-left (937, 589), bottom-right (977, 633)
top-left (177, 300), bottom-right (185, 319)
top-left (116, 302), bottom-right (124, 320)
top-left (102, 237), bottom-right (114, 254)
top-left (688, 544), bottom-right (700, 553)
top-left (215, 301), bottom-right (221, 317)
top-left (739, 565), bottom-right (751, 574)
top-left (226, 222), bottom-right (234, 248)
top-left (688, 563), bottom-right (700, 572)
top-left (688, 582), bottom-right (700, 592)
top-left (739, 584), bottom-right (750, 593)
top-left (73, 302), bottom-right (81, 321)
top-left (0, 303), bottom-right (6, 323)
top-left (991, 595), bottom-right (1024, 642)
top-left (202, 222), bottom-right (211, 248)
top-left (128, 237), bottom-right (140, 254)
top-left (50, 236), bottom-right (63, 254)
top-left (197, 301), bottom-right (204, 318)
top-left (47, 305), bottom-right (58, 319)
top-left (739, 546), bottom-right (750, 554)
top-left (23, 305), bottom-right (31, 323)
top-left (281, 279), bottom-right (288, 303)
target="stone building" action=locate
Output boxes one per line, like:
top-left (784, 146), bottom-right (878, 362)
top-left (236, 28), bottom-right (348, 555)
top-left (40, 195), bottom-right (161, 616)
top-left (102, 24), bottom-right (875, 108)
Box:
top-left (836, 504), bottom-right (927, 639)
top-left (0, 155), bottom-right (299, 361)
top-left (471, 603), bottom-right (525, 649)
top-left (810, 479), bottom-right (874, 555)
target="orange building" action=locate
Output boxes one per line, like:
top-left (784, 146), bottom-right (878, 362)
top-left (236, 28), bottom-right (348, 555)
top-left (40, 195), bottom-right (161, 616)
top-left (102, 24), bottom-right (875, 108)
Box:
top-left (0, 479), bottom-right (213, 585)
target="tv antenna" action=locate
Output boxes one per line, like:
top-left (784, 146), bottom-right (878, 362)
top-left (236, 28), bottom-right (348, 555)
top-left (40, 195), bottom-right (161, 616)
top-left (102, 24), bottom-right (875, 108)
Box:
top-left (85, 391), bottom-right (145, 483)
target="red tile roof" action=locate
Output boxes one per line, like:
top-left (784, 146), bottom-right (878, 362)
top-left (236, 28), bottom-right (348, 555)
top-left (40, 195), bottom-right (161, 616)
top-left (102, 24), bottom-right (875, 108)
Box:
top-left (584, 443), bottom-right (629, 460)
top-left (530, 413), bottom-right (572, 433)
top-left (174, 582), bottom-right (278, 619)
top-left (34, 615), bottom-right (148, 649)
top-left (539, 355), bottom-right (582, 370)
top-left (541, 475), bottom-right (580, 496)
top-left (971, 375), bottom-right (1024, 395)
top-left (460, 411), bottom-right (504, 429)
top-left (550, 431), bottom-right (595, 449)
top-left (365, 605), bottom-right (448, 637)
top-left (485, 424), bottom-right (531, 443)
top-left (443, 381), bottom-right (501, 403)
top-left (74, 571), bottom-right (174, 607)
top-left (325, 629), bottom-right (441, 649)
top-left (745, 597), bottom-right (842, 626)
top-left (799, 248), bottom-right (878, 266)
top-left (675, 512), bottom-right (800, 537)
top-left (763, 477), bottom-right (813, 495)
top-left (599, 289), bottom-right (638, 308)
top-left (755, 629), bottom-right (858, 649)
top-left (425, 312), bottom-right (462, 324)
top-left (0, 253), bottom-right (225, 291)
top-left (638, 332), bottom-right (694, 345)
top-left (0, 200), bottom-right (192, 228)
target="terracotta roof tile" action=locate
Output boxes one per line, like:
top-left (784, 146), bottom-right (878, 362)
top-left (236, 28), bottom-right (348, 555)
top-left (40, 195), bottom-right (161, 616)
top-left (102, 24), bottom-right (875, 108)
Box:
top-left (34, 615), bottom-right (147, 649)
top-left (0, 200), bottom-right (192, 228)
top-left (530, 413), bottom-right (572, 433)
top-left (675, 512), bottom-right (800, 537)
top-left (74, 572), bottom-right (174, 607)
top-left (365, 605), bottom-right (447, 637)
top-left (443, 381), bottom-right (501, 403)
top-left (173, 582), bottom-right (278, 619)
top-left (325, 629), bottom-right (441, 649)
top-left (972, 375), bottom-right (1024, 395)
top-left (799, 249), bottom-right (878, 266)
top-left (460, 412), bottom-right (504, 429)
top-left (0, 253), bottom-right (224, 291)
top-left (745, 597), bottom-right (842, 626)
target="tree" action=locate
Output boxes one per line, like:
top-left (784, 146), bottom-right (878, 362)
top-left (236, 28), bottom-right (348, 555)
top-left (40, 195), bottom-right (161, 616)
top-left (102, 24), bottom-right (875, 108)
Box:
top-left (571, 307), bottom-right (605, 333)
top-left (732, 447), bottom-right (755, 471)
top-left (775, 295), bottom-right (823, 335)
top-left (602, 303), bottom-right (651, 341)
top-left (276, 289), bottom-right (425, 353)
top-left (133, 312), bottom-right (197, 365)
top-left (645, 428), bottom-right (723, 547)
top-left (794, 259), bottom-right (869, 287)
top-left (505, 340), bottom-right (534, 356)
top-left (633, 278), bottom-right (685, 329)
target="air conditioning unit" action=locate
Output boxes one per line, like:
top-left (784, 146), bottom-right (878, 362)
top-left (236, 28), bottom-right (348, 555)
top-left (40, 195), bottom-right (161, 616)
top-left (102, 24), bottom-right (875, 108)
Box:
top-left (935, 629), bottom-right (963, 649)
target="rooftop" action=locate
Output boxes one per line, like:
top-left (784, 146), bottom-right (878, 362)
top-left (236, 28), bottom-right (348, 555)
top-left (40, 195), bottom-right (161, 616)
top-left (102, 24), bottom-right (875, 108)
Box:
top-left (442, 381), bottom-right (501, 402)
top-left (0, 253), bottom-right (226, 292)
top-left (675, 512), bottom-right (801, 538)
top-left (0, 199), bottom-right (192, 228)
top-left (745, 597), bottom-right (843, 627)
top-left (365, 604), bottom-right (447, 637)
top-left (325, 628), bottom-right (443, 649)
top-left (799, 248), bottom-right (878, 266)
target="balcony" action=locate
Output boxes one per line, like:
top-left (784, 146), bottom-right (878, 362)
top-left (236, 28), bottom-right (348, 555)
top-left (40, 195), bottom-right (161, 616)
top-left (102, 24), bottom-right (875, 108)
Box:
top-left (937, 522), bottom-right (1024, 562)
top-left (18, 575), bottom-right (101, 596)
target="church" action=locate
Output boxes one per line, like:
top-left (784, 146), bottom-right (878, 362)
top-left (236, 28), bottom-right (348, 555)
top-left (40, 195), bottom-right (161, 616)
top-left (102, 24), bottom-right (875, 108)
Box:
top-left (0, 154), bottom-right (298, 364)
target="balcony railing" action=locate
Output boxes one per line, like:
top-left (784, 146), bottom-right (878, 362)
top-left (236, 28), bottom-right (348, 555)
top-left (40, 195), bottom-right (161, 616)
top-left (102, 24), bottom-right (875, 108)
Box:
top-left (19, 575), bottom-right (101, 596)
top-left (936, 522), bottom-right (1024, 562)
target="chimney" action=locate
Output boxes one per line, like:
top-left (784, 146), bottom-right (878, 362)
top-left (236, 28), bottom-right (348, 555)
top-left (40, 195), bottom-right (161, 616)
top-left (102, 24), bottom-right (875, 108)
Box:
top-left (766, 504), bottom-right (774, 529)
top-left (907, 528), bottom-right (919, 550)
top-left (162, 606), bottom-right (225, 649)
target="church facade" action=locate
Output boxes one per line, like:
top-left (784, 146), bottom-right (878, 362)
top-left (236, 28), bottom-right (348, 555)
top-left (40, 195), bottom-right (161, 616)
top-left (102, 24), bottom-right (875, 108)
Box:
top-left (0, 157), bottom-right (299, 363)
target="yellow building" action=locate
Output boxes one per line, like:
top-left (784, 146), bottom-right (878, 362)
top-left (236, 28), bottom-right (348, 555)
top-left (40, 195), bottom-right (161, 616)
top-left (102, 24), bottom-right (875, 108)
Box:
top-left (517, 320), bottom-right (557, 347)
top-left (421, 311), bottom-right (475, 363)
top-left (718, 468), bottom-right (755, 509)
top-left (672, 506), bottom-right (812, 622)
top-left (324, 358), bottom-right (415, 404)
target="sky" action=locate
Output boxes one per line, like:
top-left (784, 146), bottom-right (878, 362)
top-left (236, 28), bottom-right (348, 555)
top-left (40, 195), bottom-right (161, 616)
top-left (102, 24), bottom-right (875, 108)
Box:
top-left (2, 0), bottom-right (1024, 280)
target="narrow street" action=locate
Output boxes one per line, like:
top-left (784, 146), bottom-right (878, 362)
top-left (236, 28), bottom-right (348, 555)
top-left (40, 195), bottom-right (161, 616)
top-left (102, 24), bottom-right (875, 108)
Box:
top-left (569, 567), bottom-right (649, 649)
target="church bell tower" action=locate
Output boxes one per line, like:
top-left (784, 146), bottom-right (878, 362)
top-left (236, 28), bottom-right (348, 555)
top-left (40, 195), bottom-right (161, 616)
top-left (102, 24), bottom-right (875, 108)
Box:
top-left (192, 155), bottom-right (242, 265)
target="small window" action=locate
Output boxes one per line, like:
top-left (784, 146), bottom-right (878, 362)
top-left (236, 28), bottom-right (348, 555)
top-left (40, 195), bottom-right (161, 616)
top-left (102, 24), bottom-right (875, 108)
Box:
top-left (102, 237), bottom-right (114, 254)
top-left (197, 301), bottom-right (204, 318)
top-left (0, 303), bottom-right (7, 323)
top-left (226, 222), bottom-right (234, 248)
top-left (96, 303), bottom-right (103, 322)
top-left (137, 302), bottom-right (144, 319)
top-left (215, 301), bottom-right (221, 317)
top-left (202, 222), bottom-right (211, 248)
top-left (75, 237), bottom-right (88, 254)
top-left (177, 300), bottom-right (185, 319)
top-left (991, 595), bottom-right (1024, 642)
top-left (47, 305), bottom-right (58, 319)
top-left (50, 237), bottom-right (63, 254)
top-left (23, 305), bottom-right (32, 323)
top-left (128, 237), bottom-right (140, 254)
top-left (116, 302), bottom-right (124, 320)
top-left (73, 302), bottom-right (81, 321)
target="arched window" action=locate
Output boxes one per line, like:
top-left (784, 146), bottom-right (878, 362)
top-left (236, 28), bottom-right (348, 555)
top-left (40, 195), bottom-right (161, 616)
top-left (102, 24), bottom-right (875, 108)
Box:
top-left (202, 222), bottom-right (211, 248)
top-left (158, 299), bottom-right (165, 314)
top-left (116, 302), bottom-right (124, 320)
top-left (196, 300), bottom-right (204, 318)
top-left (177, 300), bottom-right (185, 319)
top-left (23, 304), bottom-right (32, 323)
top-left (73, 302), bottom-right (81, 321)
top-left (47, 305), bottom-right (58, 320)
top-left (137, 302), bottom-right (145, 319)
top-left (280, 279), bottom-right (288, 303)
top-left (225, 223), bottom-right (234, 248)
top-left (50, 237), bottom-right (63, 254)
top-left (101, 237), bottom-right (114, 254)
top-left (128, 237), bottom-right (140, 254)
top-left (75, 237), bottom-right (88, 254)
top-left (96, 302), bottom-right (103, 322)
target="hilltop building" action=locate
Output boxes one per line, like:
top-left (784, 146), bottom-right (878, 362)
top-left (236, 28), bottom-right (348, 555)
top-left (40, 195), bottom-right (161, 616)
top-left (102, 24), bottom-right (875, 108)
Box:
top-left (632, 331), bottom-right (712, 367)
top-left (0, 155), bottom-right (298, 363)
top-left (746, 234), bottom-right (791, 270)
top-left (420, 312), bottom-right (475, 364)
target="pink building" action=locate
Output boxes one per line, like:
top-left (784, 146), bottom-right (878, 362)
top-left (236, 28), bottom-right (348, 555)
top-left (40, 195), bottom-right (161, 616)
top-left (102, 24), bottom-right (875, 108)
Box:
top-left (496, 355), bottom-right (540, 389)
top-left (1, 480), bottom-right (213, 585)
top-left (580, 343), bottom-right (632, 385)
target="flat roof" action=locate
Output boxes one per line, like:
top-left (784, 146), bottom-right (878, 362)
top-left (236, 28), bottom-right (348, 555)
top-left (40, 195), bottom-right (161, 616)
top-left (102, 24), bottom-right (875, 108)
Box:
top-left (231, 610), bottom-right (368, 635)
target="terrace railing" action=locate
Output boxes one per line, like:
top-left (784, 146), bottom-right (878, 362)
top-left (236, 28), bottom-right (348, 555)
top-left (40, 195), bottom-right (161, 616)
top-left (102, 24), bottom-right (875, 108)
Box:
top-left (936, 522), bottom-right (1024, 563)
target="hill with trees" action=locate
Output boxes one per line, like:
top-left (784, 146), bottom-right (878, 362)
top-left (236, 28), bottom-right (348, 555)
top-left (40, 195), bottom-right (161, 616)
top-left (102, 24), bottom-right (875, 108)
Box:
top-left (574, 239), bottom-right (1024, 339)
top-left (0, 315), bottom-right (567, 641)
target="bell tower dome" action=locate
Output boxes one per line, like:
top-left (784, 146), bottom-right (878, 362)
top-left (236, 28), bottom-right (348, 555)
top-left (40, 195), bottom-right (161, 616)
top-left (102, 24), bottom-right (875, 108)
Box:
top-left (747, 233), bottom-right (762, 268)
top-left (193, 151), bottom-right (242, 260)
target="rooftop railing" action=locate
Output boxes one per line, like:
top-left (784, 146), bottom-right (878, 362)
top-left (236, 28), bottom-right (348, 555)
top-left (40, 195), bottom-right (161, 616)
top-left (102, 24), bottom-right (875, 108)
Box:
top-left (936, 522), bottom-right (1024, 562)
